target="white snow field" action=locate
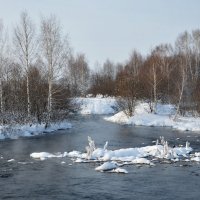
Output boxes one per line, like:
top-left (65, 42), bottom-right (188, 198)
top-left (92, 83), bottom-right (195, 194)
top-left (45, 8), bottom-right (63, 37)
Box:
top-left (30, 136), bottom-right (200, 174)
top-left (105, 102), bottom-right (200, 132)
top-left (0, 121), bottom-right (72, 140)
top-left (74, 95), bottom-right (117, 115)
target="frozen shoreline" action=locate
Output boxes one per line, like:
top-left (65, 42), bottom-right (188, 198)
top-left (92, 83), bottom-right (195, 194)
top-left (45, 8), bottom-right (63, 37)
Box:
top-left (0, 121), bottom-right (72, 140)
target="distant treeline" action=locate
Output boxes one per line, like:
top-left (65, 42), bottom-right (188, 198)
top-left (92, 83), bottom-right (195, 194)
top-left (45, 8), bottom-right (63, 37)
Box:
top-left (89, 30), bottom-right (200, 118)
top-left (0, 11), bottom-right (200, 125)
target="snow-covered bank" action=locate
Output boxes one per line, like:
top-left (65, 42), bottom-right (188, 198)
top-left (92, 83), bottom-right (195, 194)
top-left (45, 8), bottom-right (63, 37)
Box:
top-left (75, 96), bottom-right (200, 132)
top-left (0, 121), bottom-right (72, 140)
top-left (105, 102), bottom-right (200, 132)
top-left (30, 136), bottom-right (200, 174)
top-left (75, 95), bottom-right (117, 115)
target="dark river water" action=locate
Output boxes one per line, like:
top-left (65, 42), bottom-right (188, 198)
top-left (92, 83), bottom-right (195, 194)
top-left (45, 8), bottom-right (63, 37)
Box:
top-left (0, 115), bottom-right (200, 200)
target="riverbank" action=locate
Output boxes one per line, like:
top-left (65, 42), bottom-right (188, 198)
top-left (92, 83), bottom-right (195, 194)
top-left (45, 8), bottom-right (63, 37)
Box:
top-left (2, 96), bottom-right (200, 140)
top-left (0, 121), bottom-right (72, 140)
top-left (105, 102), bottom-right (200, 132)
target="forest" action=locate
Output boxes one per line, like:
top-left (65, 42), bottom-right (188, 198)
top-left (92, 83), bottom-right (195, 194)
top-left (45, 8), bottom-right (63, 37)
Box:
top-left (0, 11), bottom-right (200, 126)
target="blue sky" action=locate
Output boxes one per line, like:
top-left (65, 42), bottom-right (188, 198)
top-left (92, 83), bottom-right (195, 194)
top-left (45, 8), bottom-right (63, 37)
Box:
top-left (0, 0), bottom-right (200, 67)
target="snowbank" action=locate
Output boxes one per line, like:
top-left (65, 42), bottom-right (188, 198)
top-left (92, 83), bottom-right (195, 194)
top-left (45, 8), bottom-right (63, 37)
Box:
top-left (0, 121), bottom-right (72, 140)
top-left (75, 96), bottom-right (117, 115)
top-left (105, 102), bottom-right (200, 132)
top-left (30, 136), bottom-right (200, 174)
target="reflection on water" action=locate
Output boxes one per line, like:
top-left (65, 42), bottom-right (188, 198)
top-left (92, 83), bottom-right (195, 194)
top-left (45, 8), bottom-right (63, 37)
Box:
top-left (0, 115), bottom-right (200, 200)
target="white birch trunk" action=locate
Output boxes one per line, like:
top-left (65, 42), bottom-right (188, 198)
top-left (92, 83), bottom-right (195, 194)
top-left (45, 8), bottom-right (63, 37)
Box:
top-left (46, 65), bottom-right (52, 127)
top-left (174, 68), bottom-right (185, 121)
top-left (0, 77), bottom-right (3, 113)
top-left (153, 64), bottom-right (157, 113)
top-left (26, 74), bottom-right (30, 117)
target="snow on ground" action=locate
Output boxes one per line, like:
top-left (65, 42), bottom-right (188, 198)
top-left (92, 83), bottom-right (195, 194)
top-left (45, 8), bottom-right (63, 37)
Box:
top-left (74, 95), bottom-right (117, 115)
top-left (105, 102), bottom-right (200, 132)
top-left (0, 121), bottom-right (72, 140)
top-left (30, 136), bottom-right (200, 174)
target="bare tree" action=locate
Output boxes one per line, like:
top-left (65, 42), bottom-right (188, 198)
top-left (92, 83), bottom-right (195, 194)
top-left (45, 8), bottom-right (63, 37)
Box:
top-left (116, 51), bottom-right (143, 116)
top-left (192, 29), bottom-right (200, 79)
top-left (0, 21), bottom-right (5, 114)
top-left (66, 53), bottom-right (90, 96)
top-left (173, 32), bottom-right (191, 119)
top-left (0, 20), bottom-right (11, 120)
top-left (40, 15), bottom-right (69, 127)
top-left (13, 11), bottom-right (36, 118)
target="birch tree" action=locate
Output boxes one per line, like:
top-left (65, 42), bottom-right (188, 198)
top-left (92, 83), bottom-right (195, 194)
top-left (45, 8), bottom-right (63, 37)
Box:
top-left (141, 52), bottom-right (163, 113)
top-left (173, 32), bottom-right (191, 119)
top-left (13, 11), bottom-right (36, 118)
top-left (0, 20), bottom-right (8, 115)
top-left (40, 15), bottom-right (69, 127)
top-left (66, 53), bottom-right (90, 96)
top-left (192, 29), bottom-right (200, 79)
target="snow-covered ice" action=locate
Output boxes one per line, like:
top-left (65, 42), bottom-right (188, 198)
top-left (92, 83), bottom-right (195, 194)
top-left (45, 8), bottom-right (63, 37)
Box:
top-left (132, 158), bottom-right (153, 165)
top-left (30, 152), bottom-right (68, 160)
top-left (30, 136), bottom-right (200, 174)
top-left (95, 162), bottom-right (128, 173)
top-left (110, 168), bottom-right (128, 174)
top-left (7, 159), bottom-right (15, 162)
top-left (95, 162), bottom-right (118, 171)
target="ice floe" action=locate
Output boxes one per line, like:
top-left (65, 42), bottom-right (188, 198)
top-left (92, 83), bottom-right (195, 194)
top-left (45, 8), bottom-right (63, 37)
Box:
top-left (7, 159), bottom-right (15, 162)
top-left (95, 162), bottom-right (118, 171)
top-left (30, 152), bottom-right (67, 161)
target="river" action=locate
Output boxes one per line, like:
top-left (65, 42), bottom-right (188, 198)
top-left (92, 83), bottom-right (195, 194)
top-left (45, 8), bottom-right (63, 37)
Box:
top-left (0, 115), bottom-right (200, 200)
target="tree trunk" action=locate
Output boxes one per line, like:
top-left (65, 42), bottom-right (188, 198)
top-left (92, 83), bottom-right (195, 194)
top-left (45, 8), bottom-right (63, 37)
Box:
top-left (0, 77), bottom-right (3, 113)
top-left (174, 69), bottom-right (185, 120)
top-left (153, 64), bottom-right (157, 113)
top-left (26, 74), bottom-right (31, 118)
top-left (46, 64), bottom-right (53, 128)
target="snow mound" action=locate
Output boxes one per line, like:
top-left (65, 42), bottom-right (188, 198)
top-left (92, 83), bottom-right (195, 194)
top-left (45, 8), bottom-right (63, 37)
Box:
top-left (105, 102), bottom-right (200, 132)
top-left (104, 111), bottom-right (130, 124)
top-left (75, 97), bottom-right (117, 115)
top-left (95, 162), bottom-right (118, 171)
